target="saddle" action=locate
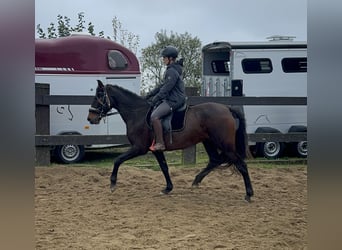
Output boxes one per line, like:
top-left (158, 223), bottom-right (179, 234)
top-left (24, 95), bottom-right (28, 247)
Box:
top-left (147, 102), bottom-right (188, 143)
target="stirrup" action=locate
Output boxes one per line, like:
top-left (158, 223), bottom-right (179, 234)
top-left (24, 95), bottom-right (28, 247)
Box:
top-left (149, 140), bottom-right (165, 151)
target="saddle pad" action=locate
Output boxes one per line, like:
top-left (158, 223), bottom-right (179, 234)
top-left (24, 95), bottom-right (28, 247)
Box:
top-left (146, 105), bottom-right (188, 132)
top-left (167, 106), bottom-right (187, 131)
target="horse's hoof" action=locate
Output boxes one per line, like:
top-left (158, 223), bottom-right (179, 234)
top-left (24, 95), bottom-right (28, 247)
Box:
top-left (110, 184), bottom-right (116, 193)
top-left (245, 195), bottom-right (252, 203)
top-left (160, 188), bottom-right (172, 195)
top-left (191, 182), bottom-right (199, 188)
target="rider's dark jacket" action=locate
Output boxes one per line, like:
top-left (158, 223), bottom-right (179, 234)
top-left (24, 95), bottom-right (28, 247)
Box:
top-left (146, 60), bottom-right (186, 110)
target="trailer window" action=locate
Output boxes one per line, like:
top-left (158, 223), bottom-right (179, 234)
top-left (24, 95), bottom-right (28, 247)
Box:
top-left (108, 50), bottom-right (128, 70)
top-left (242, 58), bottom-right (273, 74)
top-left (211, 60), bottom-right (230, 74)
top-left (282, 57), bottom-right (307, 73)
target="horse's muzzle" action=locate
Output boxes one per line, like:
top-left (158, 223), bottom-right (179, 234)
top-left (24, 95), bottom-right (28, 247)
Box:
top-left (87, 114), bottom-right (100, 124)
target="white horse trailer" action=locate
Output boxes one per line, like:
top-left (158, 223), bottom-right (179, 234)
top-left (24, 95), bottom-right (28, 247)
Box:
top-left (35, 34), bottom-right (141, 163)
top-left (202, 36), bottom-right (307, 158)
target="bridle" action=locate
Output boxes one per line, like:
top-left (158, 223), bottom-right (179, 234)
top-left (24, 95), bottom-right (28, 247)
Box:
top-left (89, 87), bottom-right (117, 118)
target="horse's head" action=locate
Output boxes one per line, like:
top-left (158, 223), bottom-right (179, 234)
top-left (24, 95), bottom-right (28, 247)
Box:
top-left (87, 80), bottom-right (112, 124)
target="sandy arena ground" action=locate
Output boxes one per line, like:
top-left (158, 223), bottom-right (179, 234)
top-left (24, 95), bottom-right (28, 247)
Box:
top-left (35, 164), bottom-right (307, 250)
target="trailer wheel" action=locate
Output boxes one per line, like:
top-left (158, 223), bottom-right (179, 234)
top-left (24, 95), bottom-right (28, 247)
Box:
top-left (55, 144), bottom-right (85, 164)
top-left (288, 126), bottom-right (307, 158)
top-left (257, 141), bottom-right (284, 159)
top-left (295, 141), bottom-right (307, 158)
top-left (255, 127), bottom-right (284, 159)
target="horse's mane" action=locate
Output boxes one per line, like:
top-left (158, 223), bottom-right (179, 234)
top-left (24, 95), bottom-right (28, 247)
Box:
top-left (108, 84), bottom-right (147, 110)
top-left (111, 85), bottom-right (142, 99)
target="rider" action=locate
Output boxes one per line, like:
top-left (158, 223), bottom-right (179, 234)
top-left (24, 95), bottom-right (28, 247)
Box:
top-left (145, 45), bottom-right (187, 151)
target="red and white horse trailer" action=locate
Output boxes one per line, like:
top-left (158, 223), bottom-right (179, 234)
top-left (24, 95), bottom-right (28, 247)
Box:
top-left (35, 34), bottom-right (141, 163)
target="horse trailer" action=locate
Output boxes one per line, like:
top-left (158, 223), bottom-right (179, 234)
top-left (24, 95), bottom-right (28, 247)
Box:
top-left (35, 34), bottom-right (141, 163)
top-left (201, 36), bottom-right (307, 158)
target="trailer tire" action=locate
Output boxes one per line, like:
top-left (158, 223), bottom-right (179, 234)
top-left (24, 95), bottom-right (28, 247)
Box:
top-left (255, 127), bottom-right (284, 159)
top-left (54, 132), bottom-right (85, 164)
top-left (288, 126), bottom-right (307, 158)
top-left (295, 141), bottom-right (307, 158)
top-left (55, 144), bottom-right (85, 164)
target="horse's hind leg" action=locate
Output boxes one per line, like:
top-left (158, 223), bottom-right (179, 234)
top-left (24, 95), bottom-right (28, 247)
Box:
top-left (153, 151), bottom-right (173, 194)
top-left (192, 162), bottom-right (219, 187)
top-left (229, 153), bottom-right (254, 202)
top-left (192, 140), bottom-right (222, 186)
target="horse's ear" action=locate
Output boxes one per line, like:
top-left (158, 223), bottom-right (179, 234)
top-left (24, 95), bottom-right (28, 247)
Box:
top-left (97, 80), bottom-right (105, 89)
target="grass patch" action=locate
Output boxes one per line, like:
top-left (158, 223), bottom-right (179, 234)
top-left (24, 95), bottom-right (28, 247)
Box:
top-left (75, 146), bottom-right (202, 170)
top-left (52, 145), bottom-right (307, 170)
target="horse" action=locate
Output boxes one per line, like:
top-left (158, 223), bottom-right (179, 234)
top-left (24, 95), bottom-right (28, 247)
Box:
top-left (87, 80), bottom-right (254, 202)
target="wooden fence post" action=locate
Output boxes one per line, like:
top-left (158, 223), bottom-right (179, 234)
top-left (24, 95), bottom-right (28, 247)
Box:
top-left (35, 83), bottom-right (50, 166)
top-left (182, 145), bottom-right (197, 165)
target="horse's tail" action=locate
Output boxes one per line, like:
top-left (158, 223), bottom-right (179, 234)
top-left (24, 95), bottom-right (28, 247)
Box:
top-left (229, 107), bottom-right (251, 160)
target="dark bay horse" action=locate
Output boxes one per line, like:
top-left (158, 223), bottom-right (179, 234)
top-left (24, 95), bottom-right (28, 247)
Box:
top-left (87, 80), bottom-right (254, 202)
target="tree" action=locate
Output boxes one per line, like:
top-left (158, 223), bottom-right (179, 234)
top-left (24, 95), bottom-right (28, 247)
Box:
top-left (36, 12), bottom-right (96, 38)
top-left (36, 13), bottom-right (139, 54)
top-left (140, 30), bottom-right (202, 93)
top-left (111, 16), bottom-right (139, 54)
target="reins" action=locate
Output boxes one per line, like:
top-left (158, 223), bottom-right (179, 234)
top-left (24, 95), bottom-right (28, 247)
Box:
top-left (105, 111), bottom-right (119, 117)
top-left (90, 85), bottom-right (148, 119)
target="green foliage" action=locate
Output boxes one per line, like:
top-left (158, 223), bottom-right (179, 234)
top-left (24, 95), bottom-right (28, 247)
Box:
top-left (36, 12), bottom-right (104, 39)
top-left (111, 16), bottom-right (140, 54)
top-left (140, 30), bottom-right (202, 93)
top-left (87, 22), bottom-right (95, 36)
top-left (35, 13), bottom-right (139, 54)
top-left (56, 15), bottom-right (71, 37)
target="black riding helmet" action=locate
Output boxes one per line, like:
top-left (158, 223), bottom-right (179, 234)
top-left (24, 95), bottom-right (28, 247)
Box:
top-left (160, 46), bottom-right (178, 58)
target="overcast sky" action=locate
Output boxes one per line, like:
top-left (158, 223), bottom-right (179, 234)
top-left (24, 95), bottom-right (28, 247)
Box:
top-left (35, 0), bottom-right (307, 52)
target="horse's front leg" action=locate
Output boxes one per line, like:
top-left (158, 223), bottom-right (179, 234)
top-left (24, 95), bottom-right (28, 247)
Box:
top-left (110, 146), bottom-right (145, 192)
top-left (152, 151), bottom-right (173, 194)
